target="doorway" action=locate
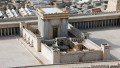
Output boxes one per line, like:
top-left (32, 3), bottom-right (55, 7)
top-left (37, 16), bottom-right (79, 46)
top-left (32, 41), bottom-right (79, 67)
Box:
top-left (53, 26), bottom-right (58, 38)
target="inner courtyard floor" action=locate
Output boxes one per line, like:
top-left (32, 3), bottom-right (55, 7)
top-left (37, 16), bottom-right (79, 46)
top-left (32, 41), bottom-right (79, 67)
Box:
top-left (0, 36), bottom-right (41, 68)
top-left (80, 27), bottom-right (120, 60)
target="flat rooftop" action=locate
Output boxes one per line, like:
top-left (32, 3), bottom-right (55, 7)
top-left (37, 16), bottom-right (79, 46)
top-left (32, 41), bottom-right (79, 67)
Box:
top-left (41, 8), bottom-right (63, 14)
top-left (80, 27), bottom-right (120, 60)
top-left (0, 36), bottom-right (41, 68)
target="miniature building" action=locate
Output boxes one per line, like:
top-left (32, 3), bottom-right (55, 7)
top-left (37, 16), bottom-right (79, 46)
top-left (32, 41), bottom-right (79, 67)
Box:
top-left (36, 7), bottom-right (69, 39)
top-left (35, 7), bottom-right (111, 64)
top-left (106, 0), bottom-right (120, 11)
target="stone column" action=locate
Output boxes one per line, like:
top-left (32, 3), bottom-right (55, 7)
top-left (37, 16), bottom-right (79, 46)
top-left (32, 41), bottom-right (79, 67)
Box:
top-left (80, 22), bottom-right (82, 29)
top-left (86, 22), bottom-right (88, 29)
top-left (113, 19), bottom-right (116, 26)
top-left (104, 20), bottom-right (106, 27)
top-left (102, 20), bottom-right (104, 27)
top-left (107, 19), bottom-right (109, 27)
top-left (84, 22), bottom-right (87, 29)
top-left (75, 23), bottom-right (77, 28)
top-left (81, 22), bottom-right (83, 29)
top-left (111, 19), bottom-right (114, 26)
top-left (90, 21), bottom-right (92, 28)
top-left (83, 22), bottom-right (85, 29)
top-left (76, 22), bottom-right (78, 29)
top-left (0, 29), bottom-right (2, 36)
top-left (98, 21), bottom-right (100, 28)
top-left (84, 22), bottom-right (86, 29)
top-left (109, 19), bottom-right (112, 26)
top-left (14, 27), bottom-right (16, 35)
top-left (11, 28), bottom-right (12, 35)
top-left (115, 19), bottom-right (117, 26)
top-left (94, 21), bottom-right (96, 28)
top-left (78, 23), bottom-right (79, 29)
top-left (118, 18), bottom-right (120, 25)
top-left (73, 22), bottom-right (75, 27)
top-left (92, 21), bottom-right (94, 28)
top-left (88, 21), bottom-right (89, 28)
top-left (4, 28), bottom-right (6, 36)
top-left (106, 20), bottom-right (108, 27)
top-left (109, 19), bottom-right (111, 26)
top-left (99, 20), bottom-right (101, 27)
top-left (109, 19), bottom-right (110, 27)
top-left (111, 19), bottom-right (113, 26)
top-left (95, 21), bottom-right (97, 28)
top-left (79, 22), bottom-right (81, 29)
top-left (93, 21), bottom-right (95, 28)
top-left (75, 22), bottom-right (77, 28)
top-left (17, 27), bottom-right (19, 35)
top-left (7, 28), bottom-right (9, 35)
top-left (109, 19), bottom-right (113, 26)
top-left (100, 20), bottom-right (102, 27)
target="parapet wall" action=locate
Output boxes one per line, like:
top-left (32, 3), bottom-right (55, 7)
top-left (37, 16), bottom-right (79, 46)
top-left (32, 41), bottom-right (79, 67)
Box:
top-left (41, 38), bottom-right (110, 64)
top-left (70, 11), bottom-right (120, 17)
top-left (72, 64), bottom-right (120, 68)
top-left (41, 45), bottom-right (102, 64)
top-left (41, 43), bottom-right (54, 64)
top-left (0, 16), bottom-right (37, 22)
top-left (22, 28), bottom-right (41, 52)
top-left (60, 50), bottom-right (102, 63)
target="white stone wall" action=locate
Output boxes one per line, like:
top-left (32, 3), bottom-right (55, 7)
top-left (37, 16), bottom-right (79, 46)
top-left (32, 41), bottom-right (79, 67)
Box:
top-left (106, 0), bottom-right (119, 11)
top-left (38, 15), bottom-right (44, 37)
top-left (22, 28), bottom-right (41, 51)
top-left (60, 50), bottom-right (102, 63)
top-left (41, 43), bottom-right (54, 64)
top-left (101, 44), bottom-right (110, 60)
top-left (53, 48), bottom-right (61, 64)
top-left (40, 39), bottom-right (106, 64)
top-left (40, 39), bottom-right (110, 64)
top-left (38, 17), bottom-right (68, 39)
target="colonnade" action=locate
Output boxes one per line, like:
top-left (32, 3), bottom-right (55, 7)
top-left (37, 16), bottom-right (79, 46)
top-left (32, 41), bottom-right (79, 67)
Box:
top-left (70, 19), bottom-right (120, 29)
top-left (0, 27), bottom-right (20, 36)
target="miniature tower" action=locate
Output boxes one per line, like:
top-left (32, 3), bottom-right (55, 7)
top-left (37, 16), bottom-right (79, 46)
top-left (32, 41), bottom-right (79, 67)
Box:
top-left (101, 44), bottom-right (110, 60)
top-left (106, 0), bottom-right (120, 11)
top-left (37, 7), bottom-right (69, 39)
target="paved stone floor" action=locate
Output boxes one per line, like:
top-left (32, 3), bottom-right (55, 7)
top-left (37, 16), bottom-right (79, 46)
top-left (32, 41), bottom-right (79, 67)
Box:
top-left (0, 36), bottom-right (41, 68)
top-left (80, 27), bottom-right (120, 60)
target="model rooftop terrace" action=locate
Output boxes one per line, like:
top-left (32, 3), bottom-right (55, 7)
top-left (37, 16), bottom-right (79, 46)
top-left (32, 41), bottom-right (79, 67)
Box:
top-left (37, 7), bottom-right (68, 14)
top-left (36, 7), bottom-right (69, 19)
top-left (41, 8), bottom-right (63, 14)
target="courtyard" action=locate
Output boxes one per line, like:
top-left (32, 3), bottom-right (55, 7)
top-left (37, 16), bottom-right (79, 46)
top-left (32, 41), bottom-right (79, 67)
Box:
top-left (0, 36), bottom-right (41, 68)
top-left (81, 27), bottom-right (120, 60)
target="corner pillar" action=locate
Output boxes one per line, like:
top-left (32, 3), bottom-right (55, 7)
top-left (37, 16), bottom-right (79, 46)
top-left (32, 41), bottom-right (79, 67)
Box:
top-left (20, 22), bottom-right (27, 37)
top-left (34, 37), bottom-right (41, 52)
top-left (101, 44), bottom-right (110, 60)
